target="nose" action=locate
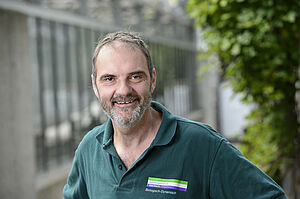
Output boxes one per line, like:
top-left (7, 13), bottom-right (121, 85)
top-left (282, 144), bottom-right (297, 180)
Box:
top-left (115, 80), bottom-right (133, 96)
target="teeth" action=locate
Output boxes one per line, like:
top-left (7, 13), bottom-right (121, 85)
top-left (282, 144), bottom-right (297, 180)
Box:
top-left (117, 101), bottom-right (132, 104)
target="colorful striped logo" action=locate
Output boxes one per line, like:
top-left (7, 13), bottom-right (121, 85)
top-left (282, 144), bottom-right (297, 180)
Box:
top-left (147, 177), bottom-right (188, 192)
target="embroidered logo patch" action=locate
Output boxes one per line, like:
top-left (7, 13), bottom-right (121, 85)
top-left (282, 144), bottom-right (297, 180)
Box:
top-left (147, 177), bottom-right (188, 192)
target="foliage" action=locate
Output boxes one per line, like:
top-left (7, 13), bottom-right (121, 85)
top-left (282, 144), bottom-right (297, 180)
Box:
top-left (187, 0), bottom-right (300, 184)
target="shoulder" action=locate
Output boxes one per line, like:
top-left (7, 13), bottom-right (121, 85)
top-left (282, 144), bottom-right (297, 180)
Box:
top-left (174, 116), bottom-right (224, 141)
top-left (153, 101), bottom-right (224, 148)
top-left (75, 122), bottom-right (106, 154)
top-left (170, 116), bottom-right (225, 159)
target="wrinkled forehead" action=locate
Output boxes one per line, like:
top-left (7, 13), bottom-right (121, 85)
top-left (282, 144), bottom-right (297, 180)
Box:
top-left (96, 41), bottom-right (148, 69)
top-left (100, 40), bottom-right (141, 53)
top-left (97, 41), bottom-right (146, 64)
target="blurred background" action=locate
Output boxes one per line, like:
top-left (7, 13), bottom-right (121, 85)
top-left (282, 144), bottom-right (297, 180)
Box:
top-left (0, 0), bottom-right (299, 198)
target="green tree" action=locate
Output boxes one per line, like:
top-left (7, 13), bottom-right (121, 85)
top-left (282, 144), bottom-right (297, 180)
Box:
top-left (187, 0), bottom-right (300, 197)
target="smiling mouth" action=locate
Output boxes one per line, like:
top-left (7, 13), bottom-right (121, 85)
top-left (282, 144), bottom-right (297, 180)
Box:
top-left (115, 100), bottom-right (135, 105)
top-left (112, 96), bottom-right (139, 106)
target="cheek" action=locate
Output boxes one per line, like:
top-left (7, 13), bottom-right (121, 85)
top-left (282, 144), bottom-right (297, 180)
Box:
top-left (98, 86), bottom-right (115, 100)
top-left (136, 83), bottom-right (152, 97)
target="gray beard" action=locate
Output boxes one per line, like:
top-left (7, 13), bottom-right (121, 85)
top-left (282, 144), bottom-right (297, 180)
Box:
top-left (101, 95), bottom-right (152, 129)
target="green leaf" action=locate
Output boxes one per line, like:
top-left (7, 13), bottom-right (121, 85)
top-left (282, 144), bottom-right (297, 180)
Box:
top-left (231, 43), bottom-right (241, 56)
top-left (282, 11), bottom-right (297, 23)
top-left (220, 38), bottom-right (231, 51)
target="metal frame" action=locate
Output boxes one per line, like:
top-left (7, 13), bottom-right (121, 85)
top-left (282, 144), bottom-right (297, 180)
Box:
top-left (1, 0), bottom-right (199, 173)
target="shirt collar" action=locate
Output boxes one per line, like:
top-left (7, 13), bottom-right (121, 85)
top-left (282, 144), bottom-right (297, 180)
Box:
top-left (150, 101), bottom-right (177, 146)
top-left (101, 119), bottom-right (113, 148)
top-left (98, 101), bottom-right (177, 149)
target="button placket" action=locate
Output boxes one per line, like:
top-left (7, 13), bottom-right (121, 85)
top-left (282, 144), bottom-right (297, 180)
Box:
top-left (115, 159), bottom-right (126, 176)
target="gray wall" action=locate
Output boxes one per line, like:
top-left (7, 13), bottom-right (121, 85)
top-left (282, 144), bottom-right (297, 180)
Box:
top-left (0, 9), bottom-right (36, 199)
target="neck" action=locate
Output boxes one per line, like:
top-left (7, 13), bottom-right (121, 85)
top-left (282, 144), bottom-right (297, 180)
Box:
top-left (112, 106), bottom-right (162, 169)
top-left (112, 107), bottom-right (161, 148)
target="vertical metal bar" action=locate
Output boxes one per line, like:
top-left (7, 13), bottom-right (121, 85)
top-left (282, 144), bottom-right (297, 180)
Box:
top-left (191, 49), bottom-right (198, 110)
top-left (177, 47), bottom-right (183, 115)
top-left (161, 43), bottom-right (166, 97)
top-left (85, 29), bottom-right (93, 109)
top-left (75, 26), bottom-right (83, 133)
top-left (180, 48), bottom-right (185, 114)
top-left (85, 29), bottom-right (90, 109)
top-left (188, 49), bottom-right (195, 111)
top-left (49, 20), bottom-right (62, 164)
top-left (156, 42), bottom-right (163, 99)
top-left (160, 44), bottom-right (166, 98)
top-left (63, 24), bottom-right (75, 157)
top-left (36, 17), bottom-right (48, 171)
top-left (77, 27), bottom-right (83, 111)
top-left (81, 28), bottom-right (88, 110)
top-left (186, 49), bottom-right (191, 111)
top-left (175, 47), bottom-right (180, 114)
top-left (174, 47), bottom-right (180, 115)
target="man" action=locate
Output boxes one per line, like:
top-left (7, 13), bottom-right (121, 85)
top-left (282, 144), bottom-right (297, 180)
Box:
top-left (63, 31), bottom-right (286, 198)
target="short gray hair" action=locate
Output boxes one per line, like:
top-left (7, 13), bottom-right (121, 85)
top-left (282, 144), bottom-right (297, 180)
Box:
top-left (92, 31), bottom-right (153, 80)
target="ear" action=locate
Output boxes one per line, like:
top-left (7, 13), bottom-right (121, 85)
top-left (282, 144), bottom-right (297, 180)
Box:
top-left (151, 68), bottom-right (156, 93)
top-left (91, 74), bottom-right (99, 99)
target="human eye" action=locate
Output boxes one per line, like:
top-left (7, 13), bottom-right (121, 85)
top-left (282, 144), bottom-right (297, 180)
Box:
top-left (131, 74), bottom-right (142, 80)
top-left (104, 76), bottom-right (114, 81)
top-left (129, 72), bottom-right (146, 82)
top-left (100, 75), bottom-right (116, 84)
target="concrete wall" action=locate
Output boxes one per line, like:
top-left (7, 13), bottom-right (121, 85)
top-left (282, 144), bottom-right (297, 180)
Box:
top-left (0, 9), bottom-right (36, 199)
top-left (198, 61), bottom-right (220, 130)
top-left (36, 163), bottom-right (71, 199)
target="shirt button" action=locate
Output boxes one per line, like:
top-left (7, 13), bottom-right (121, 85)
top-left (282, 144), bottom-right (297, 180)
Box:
top-left (118, 164), bottom-right (123, 170)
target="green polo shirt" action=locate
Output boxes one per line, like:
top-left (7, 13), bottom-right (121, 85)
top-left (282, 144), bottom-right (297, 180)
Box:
top-left (63, 101), bottom-right (286, 199)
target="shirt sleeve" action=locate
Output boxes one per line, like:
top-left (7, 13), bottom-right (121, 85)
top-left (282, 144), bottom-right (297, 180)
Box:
top-left (209, 139), bottom-right (286, 199)
top-left (63, 150), bottom-right (89, 199)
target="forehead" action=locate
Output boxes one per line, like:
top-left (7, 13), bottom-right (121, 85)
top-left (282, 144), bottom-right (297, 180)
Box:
top-left (99, 41), bottom-right (142, 55)
top-left (96, 42), bottom-right (148, 74)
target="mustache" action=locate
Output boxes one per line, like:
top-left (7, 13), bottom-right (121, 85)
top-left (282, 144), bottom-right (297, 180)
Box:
top-left (111, 94), bottom-right (140, 103)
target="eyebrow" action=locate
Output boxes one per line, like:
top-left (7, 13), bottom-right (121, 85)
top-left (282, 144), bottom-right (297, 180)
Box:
top-left (99, 70), bottom-right (148, 80)
top-left (128, 70), bottom-right (147, 76)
